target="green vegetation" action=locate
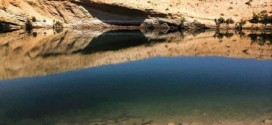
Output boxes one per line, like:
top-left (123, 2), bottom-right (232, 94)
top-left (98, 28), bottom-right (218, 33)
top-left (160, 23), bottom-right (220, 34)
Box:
top-left (260, 14), bottom-right (269, 26)
top-left (53, 20), bottom-right (64, 33)
top-left (235, 19), bottom-right (246, 31)
top-left (214, 17), bottom-right (225, 29)
top-left (225, 18), bottom-right (234, 28)
top-left (249, 12), bottom-right (272, 26)
top-left (214, 11), bottom-right (271, 30)
top-left (214, 17), bottom-right (234, 29)
top-left (249, 13), bottom-right (259, 25)
top-left (180, 17), bottom-right (186, 29)
top-left (32, 16), bottom-right (36, 22)
top-left (53, 20), bottom-right (63, 28)
top-left (25, 18), bottom-right (32, 31)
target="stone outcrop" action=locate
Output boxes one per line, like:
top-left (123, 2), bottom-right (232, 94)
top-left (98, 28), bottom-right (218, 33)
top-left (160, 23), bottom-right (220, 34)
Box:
top-left (0, 0), bottom-right (271, 30)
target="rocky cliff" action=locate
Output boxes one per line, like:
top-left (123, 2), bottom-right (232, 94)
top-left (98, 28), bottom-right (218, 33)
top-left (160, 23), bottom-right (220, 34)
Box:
top-left (0, 0), bottom-right (271, 30)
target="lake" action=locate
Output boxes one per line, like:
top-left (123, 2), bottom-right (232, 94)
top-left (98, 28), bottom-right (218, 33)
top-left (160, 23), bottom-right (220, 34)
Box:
top-left (0, 30), bottom-right (271, 125)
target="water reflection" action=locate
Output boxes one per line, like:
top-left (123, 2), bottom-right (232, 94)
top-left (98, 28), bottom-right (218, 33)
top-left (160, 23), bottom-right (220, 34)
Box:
top-left (0, 30), bottom-right (272, 125)
top-left (213, 30), bottom-right (234, 39)
top-left (74, 30), bottom-right (150, 54)
top-left (214, 30), bottom-right (272, 45)
top-left (0, 57), bottom-right (271, 125)
top-left (248, 33), bottom-right (272, 45)
top-left (0, 29), bottom-right (271, 79)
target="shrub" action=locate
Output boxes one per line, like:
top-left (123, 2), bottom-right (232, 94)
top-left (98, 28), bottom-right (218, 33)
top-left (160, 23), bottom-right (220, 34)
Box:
top-left (225, 18), bottom-right (234, 28)
top-left (218, 17), bottom-right (225, 24)
top-left (250, 12), bottom-right (272, 26)
top-left (249, 13), bottom-right (259, 25)
top-left (259, 13), bottom-right (269, 26)
top-left (235, 19), bottom-right (247, 31)
top-left (214, 17), bottom-right (225, 29)
top-left (53, 21), bottom-right (63, 33)
top-left (53, 21), bottom-right (63, 28)
top-left (32, 16), bottom-right (36, 22)
top-left (25, 18), bottom-right (32, 31)
top-left (180, 17), bottom-right (186, 28)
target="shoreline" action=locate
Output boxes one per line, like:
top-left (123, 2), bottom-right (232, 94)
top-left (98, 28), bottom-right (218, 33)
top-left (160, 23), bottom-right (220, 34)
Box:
top-left (1, 24), bottom-right (271, 34)
top-left (0, 29), bottom-right (271, 80)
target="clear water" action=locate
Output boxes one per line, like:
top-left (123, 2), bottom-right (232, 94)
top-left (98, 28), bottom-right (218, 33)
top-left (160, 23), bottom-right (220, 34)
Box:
top-left (0, 30), bottom-right (272, 125)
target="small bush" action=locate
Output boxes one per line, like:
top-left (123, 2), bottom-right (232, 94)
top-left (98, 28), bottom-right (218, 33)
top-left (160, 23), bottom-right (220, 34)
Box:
top-left (214, 17), bottom-right (225, 29)
top-left (235, 19), bottom-right (247, 31)
top-left (218, 17), bottom-right (225, 24)
top-left (53, 21), bottom-right (63, 28)
top-left (249, 13), bottom-right (259, 24)
top-left (259, 13), bottom-right (269, 26)
top-left (32, 16), bottom-right (36, 22)
top-left (250, 12), bottom-right (272, 26)
top-left (180, 17), bottom-right (186, 28)
top-left (25, 18), bottom-right (32, 31)
top-left (225, 18), bottom-right (235, 27)
top-left (53, 21), bottom-right (64, 33)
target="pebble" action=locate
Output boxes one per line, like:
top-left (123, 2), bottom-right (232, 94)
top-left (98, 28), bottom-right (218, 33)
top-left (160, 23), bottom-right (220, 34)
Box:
top-left (263, 119), bottom-right (272, 123)
top-left (141, 120), bottom-right (153, 125)
top-left (167, 123), bottom-right (176, 125)
top-left (189, 122), bottom-right (200, 125)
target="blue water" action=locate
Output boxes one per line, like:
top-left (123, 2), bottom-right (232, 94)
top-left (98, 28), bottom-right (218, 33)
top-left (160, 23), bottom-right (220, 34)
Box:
top-left (0, 57), bottom-right (271, 124)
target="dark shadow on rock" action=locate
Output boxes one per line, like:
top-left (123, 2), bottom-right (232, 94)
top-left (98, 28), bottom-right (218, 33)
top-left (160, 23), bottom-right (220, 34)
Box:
top-left (29, 30), bottom-right (170, 58)
top-left (79, 2), bottom-right (167, 26)
top-left (75, 30), bottom-right (155, 54)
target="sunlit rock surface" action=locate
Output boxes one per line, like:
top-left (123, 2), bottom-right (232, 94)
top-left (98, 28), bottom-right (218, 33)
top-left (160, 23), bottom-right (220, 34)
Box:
top-left (0, 0), bottom-right (271, 28)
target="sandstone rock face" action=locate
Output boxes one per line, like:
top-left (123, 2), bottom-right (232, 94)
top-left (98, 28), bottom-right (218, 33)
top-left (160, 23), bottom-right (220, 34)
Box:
top-left (0, 0), bottom-right (271, 28)
top-left (0, 0), bottom-right (98, 28)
